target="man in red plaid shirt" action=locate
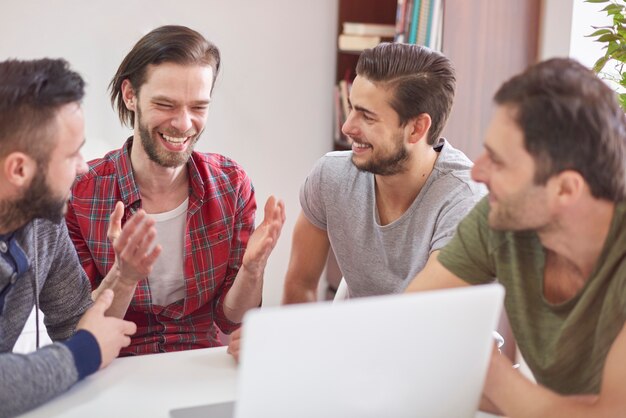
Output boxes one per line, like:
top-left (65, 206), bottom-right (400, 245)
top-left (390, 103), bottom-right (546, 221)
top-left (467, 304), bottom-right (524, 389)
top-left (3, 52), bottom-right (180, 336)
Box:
top-left (66, 25), bottom-right (285, 355)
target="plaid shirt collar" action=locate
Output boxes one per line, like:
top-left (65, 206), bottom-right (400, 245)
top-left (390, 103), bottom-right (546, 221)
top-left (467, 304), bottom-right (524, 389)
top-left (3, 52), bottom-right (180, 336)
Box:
top-left (114, 137), bottom-right (207, 211)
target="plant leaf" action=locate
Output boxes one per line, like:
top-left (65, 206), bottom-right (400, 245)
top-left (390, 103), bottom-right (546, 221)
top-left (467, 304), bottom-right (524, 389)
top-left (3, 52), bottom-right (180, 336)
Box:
top-left (619, 94), bottom-right (626, 112)
top-left (593, 55), bottom-right (611, 73)
top-left (586, 28), bottom-right (613, 37)
top-left (586, 0), bottom-right (610, 3)
top-left (602, 4), bottom-right (624, 14)
top-left (597, 33), bottom-right (621, 42)
top-left (608, 41), bottom-right (621, 54)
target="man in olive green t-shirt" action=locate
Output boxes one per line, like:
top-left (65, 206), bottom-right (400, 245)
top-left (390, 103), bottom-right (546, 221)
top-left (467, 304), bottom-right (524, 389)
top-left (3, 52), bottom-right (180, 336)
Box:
top-left (406, 58), bottom-right (626, 417)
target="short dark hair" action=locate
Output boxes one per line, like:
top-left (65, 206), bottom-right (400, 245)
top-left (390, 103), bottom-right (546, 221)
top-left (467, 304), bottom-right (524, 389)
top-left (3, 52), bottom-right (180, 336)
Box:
top-left (355, 43), bottom-right (456, 145)
top-left (0, 58), bottom-right (85, 163)
top-left (110, 25), bottom-right (221, 128)
top-left (495, 58), bottom-right (626, 202)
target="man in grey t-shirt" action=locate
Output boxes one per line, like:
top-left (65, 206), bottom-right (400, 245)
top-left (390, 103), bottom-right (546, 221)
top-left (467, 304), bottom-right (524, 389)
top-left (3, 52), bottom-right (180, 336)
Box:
top-left (283, 43), bottom-right (485, 302)
top-left (298, 139), bottom-right (482, 298)
top-left (227, 43), bottom-right (483, 361)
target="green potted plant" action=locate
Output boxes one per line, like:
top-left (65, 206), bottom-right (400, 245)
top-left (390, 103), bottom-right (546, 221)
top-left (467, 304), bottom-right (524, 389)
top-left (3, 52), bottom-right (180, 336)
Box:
top-left (586, 0), bottom-right (626, 110)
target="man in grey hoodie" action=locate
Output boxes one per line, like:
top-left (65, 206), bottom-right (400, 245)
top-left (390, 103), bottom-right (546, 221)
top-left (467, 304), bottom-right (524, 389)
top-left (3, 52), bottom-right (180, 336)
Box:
top-left (0, 58), bottom-right (160, 417)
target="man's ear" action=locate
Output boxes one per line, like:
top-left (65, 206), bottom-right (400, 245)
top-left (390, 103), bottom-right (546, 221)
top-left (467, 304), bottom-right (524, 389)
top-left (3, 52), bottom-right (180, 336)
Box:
top-left (121, 79), bottom-right (137, 112)
top-left (551, 170), bottom-right (586, 207)
top-left (407, 113), bottom-right (432, 144)
top-left (2, 151), bottom-right (37, 188)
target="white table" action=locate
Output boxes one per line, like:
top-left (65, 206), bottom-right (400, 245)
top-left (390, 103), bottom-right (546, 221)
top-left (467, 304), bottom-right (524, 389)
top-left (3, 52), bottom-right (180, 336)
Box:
top-left (21, 346), bottom-right (498, 417)
top-left (21, 347), bottom-right (237, 418)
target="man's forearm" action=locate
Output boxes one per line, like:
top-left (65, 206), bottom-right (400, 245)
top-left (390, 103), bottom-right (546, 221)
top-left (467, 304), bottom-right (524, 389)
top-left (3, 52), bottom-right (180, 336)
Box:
top-left (222, 265), bottom-right (264, 323)
top-left (282, 279), bottom-right (318, 304)
top-left (92, 264), bottom-right (137, 319)
top-left (485, 352), bottom-right (608, 418)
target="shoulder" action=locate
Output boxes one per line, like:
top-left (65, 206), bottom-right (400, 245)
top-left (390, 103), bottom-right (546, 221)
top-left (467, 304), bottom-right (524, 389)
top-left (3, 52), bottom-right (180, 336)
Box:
top-left (73, 147), bottom-right (124, 189)
top-left (431, 141), bottom-right (486, 197)
top-left (30, 218), bottom-right (66, 239)
top-left (192, 152), bottom-right (248, 178)
top-left (190, 152), bottom-right (253, 197)
top-left (310, 151), bottom-right (360, 181)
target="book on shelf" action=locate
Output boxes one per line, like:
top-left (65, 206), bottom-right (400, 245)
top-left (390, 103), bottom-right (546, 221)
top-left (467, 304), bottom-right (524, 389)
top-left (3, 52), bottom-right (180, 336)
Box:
top-left (342, 22), bottom-right (396, 37)
top-left (338, 80), bottom-right (351, 123)
top-left (393, 0), bottom-right (443, 50)
top-left (408, 0), bottom-right (421, 44)
top-left (333, 85), bottom-right (343, 143)
top-left (416, 0), bottom-right (431, 46)
top-left (394, 0), bottom-right (409, 43)
top-left (334, 81), bottom-right (352, 148)
top-left (338, 34), bottom-right (382, 52)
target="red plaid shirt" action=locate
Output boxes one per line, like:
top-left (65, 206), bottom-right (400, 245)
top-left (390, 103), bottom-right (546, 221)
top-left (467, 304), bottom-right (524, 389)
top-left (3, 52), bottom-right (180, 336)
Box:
top-left (66, 138), bottom-right (256, 355)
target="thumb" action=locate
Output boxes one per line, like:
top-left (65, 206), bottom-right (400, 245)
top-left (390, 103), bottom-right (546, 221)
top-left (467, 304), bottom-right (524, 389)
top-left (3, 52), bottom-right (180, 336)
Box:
top-left (262, 195), bottom-right (277, 223)
top-left (92, 289), bottom-right (114, 315)
top-left (107, 201), bottom-right (124, 242)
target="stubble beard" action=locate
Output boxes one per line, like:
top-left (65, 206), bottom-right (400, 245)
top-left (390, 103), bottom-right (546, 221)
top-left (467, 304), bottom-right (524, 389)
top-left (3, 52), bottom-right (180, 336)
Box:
top-left (136, 107), bottom-right (200, 168)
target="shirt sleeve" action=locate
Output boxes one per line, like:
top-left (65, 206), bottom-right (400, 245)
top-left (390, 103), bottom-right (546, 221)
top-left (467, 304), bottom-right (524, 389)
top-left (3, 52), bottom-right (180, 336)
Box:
top-left (0, 330), bottom-right (100, 418)
top-left (37, 221), bottom-right (94, 341)
top-left (0, 343), bottom-right (78, 417)
top-left (299, 156), bottom-right (328, 231)
top-left (65, 197), bottom-right (103, 288)
top-left (437, 196), bottom-right (497, 285)
top-left (430, 183), bottom-right (486, 252)
top-left (213, 169), bottom-right (256, 334)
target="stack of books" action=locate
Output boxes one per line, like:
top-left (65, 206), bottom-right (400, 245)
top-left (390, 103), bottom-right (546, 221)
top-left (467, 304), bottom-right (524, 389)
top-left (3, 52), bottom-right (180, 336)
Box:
top-left (337, 22), bottom-right (396, 53)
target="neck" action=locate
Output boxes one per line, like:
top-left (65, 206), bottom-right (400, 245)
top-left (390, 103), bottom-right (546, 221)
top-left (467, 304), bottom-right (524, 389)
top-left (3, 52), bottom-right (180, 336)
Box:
top-left (538, 198), bottom-right (615, 279)
top-left (374, 144), bottom-right (438, 225)
top-left (129, 137), bottom-right (189, 213)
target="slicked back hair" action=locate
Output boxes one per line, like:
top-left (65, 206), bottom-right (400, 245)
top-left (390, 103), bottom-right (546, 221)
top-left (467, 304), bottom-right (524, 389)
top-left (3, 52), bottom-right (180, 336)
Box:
top-left (356, 43), bottom-right (456, 145)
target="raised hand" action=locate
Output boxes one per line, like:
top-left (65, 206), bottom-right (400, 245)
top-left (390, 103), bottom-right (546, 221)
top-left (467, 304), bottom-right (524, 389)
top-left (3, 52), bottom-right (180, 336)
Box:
top-left (226, 327), bottom-right (242, 363)
top-left (241, 196), bottom-right (286, 277)
top-left (107, 201), bottom-right (161, 286)
top-left (76, 289), bottom-right (137, 369)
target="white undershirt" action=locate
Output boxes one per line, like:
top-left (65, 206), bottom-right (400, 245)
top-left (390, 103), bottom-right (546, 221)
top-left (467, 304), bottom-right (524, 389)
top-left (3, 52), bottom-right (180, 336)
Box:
top-left (147, 198), bottom-right (188, 306)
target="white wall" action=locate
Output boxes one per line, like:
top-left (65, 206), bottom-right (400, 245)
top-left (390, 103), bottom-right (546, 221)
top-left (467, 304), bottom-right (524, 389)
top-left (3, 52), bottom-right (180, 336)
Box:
top-left (569, 0), bottom-right (612, 67)
top-left (538, 0), bottom-right (574, 60)
top-left (0, 0), bottom-right (338, 307)
top-left (540, 0), bottom-right (611, 66)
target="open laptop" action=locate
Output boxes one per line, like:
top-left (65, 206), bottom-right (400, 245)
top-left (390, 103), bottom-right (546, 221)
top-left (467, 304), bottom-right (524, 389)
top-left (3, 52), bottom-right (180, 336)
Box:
top-left (171, 284), bottom-right (504, 418)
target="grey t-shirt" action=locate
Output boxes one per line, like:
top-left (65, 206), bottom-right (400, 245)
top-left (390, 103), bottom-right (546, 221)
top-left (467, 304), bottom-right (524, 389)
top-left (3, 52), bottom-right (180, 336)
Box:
top-left (300, 140), bottom-right (486, 297)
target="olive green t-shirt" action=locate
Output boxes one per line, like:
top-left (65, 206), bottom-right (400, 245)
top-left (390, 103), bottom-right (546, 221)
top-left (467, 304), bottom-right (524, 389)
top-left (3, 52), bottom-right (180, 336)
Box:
top-left (439, 197), bottom-right (626, 394)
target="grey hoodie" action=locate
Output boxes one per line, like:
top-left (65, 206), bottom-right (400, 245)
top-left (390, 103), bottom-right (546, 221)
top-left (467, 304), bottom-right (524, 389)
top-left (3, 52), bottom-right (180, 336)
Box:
top-left (0, 219), bottom-right (93, 417)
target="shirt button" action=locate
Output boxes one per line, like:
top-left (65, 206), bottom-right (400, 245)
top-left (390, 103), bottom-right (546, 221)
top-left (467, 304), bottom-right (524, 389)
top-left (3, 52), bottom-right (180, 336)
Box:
top-left (0, 241), bottom-right (7, 253)
top-left (10, 272), bottom-right (17, 284)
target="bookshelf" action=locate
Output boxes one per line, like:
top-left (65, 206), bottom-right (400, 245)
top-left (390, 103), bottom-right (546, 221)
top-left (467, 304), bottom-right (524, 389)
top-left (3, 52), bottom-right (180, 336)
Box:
top-left (326, 0), bottom-right (541, 298)
top-left (333, 0), bottom-right (397, 151)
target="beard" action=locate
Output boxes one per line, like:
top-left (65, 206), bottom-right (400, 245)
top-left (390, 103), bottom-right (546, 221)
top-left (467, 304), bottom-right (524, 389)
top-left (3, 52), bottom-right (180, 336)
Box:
top-left (0, 165), bottom-right (67, 228)
top-left (351, 134), bottom-right (410, 176)
top-left (137, 106), bottom-right (201, 168)
top-left (487, 188), bottom-right (549, 232)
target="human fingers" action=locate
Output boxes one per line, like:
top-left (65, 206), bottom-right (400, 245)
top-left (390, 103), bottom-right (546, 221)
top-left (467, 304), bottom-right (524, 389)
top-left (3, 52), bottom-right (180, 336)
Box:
top-left (112, 210), bottom-right (147, 253)
top-left (140, 243), bottom-right (162, 272)
top-left (118, 318), bottom-right (137, 336)
top-left (107, 202), bottom-right (125, 242)
top-left (91, 289), bottom-right (114, 316)
top-left (116, 215), bottom-right (155, 260)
